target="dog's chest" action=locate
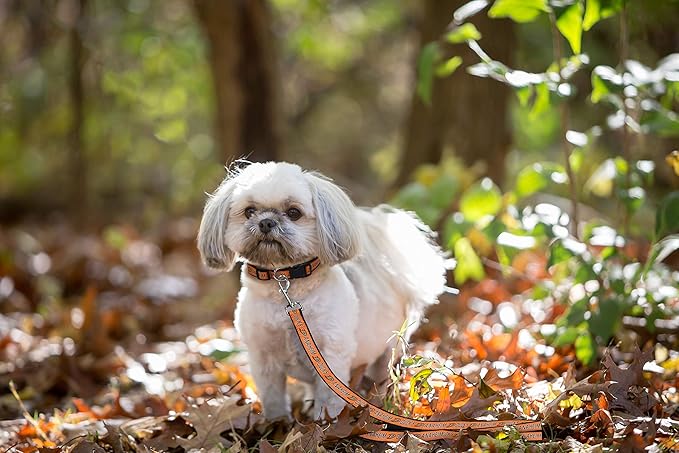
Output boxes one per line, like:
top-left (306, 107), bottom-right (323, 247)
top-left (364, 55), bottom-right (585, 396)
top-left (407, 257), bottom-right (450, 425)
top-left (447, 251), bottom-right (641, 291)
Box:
top-left (281, 325), bottom-right (316, 383)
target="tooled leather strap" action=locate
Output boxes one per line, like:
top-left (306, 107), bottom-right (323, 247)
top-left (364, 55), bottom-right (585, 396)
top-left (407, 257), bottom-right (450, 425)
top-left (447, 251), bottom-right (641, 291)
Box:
top-left (287, 308), bottom-right (543, 442)
top-left (246, 257), bottom-right (321, 281)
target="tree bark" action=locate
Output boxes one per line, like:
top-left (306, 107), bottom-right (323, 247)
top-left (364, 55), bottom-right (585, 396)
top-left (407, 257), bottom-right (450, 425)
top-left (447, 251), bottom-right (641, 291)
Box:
top-left (69, 0), bottom-right (87, 225)
top-left (396, 0), bottom-right (515, 187)
top-left (194, 0), bottom-right (282, 164)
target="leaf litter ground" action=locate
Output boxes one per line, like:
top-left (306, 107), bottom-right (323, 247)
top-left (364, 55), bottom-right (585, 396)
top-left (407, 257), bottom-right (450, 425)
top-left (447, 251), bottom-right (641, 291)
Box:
top-left (0, 222), bottom-right (678, 452)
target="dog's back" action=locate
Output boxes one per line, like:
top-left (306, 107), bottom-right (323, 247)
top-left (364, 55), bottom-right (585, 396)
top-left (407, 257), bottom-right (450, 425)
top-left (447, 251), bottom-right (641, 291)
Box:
top-left (341, 205), bottom-right (447, 346)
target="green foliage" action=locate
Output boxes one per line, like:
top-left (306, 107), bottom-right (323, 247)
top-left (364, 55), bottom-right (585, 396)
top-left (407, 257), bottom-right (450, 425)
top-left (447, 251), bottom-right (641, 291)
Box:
top-left (555, 1), bottom-right (585, 55)
top-left (454, 237), bottom-right (486, 284)
top-left (417, 43), bottom-right (441, 105)
top-left (656, 192), bottom-right (679, 238)
top-left (393, 153), bottom-right (679, 366)
top-left (436, 56), bottom-right (464, 78)
top-left (583, 0), bottom-right (624, 31)
top-left (459, 178), bottom-right (503, 222)
top-left (488, 0), bottom-right (550, 23)
top-left (445, 23), bottom-right (482, 44)
top-left (515, 162), bottom-right (567, 198)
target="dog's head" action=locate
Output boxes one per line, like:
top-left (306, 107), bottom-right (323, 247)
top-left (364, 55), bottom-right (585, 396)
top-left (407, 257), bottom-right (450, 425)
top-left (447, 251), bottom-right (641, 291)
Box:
top-left (197, 162), bottom-right (361, 270)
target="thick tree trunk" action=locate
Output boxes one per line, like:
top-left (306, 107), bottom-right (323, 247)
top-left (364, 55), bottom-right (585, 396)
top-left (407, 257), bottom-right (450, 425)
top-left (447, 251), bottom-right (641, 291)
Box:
top-left (194, 0), bottom-right (282, 164)
top-left (396, 0), bottom-right (515, 187)
top-left (69, 0), bottom-right (87, 225)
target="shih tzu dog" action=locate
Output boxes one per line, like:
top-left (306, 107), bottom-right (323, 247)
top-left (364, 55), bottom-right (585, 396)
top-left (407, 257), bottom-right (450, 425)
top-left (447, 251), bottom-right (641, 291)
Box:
top-left (197, 162), bottom-right (446, 420)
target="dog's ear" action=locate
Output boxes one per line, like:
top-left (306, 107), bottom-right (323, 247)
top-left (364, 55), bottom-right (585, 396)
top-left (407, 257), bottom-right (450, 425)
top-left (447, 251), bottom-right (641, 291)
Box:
top-left (197, 177), bottom-right (237, 271)
top-left (306, 172), bottom-right (361, 265)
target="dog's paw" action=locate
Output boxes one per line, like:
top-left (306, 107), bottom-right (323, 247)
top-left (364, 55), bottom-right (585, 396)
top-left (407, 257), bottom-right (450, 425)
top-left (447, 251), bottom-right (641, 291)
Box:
top-left (262, 401), bottom-right (292, 421)
top-left (314, 394), bottom-right (346, 420)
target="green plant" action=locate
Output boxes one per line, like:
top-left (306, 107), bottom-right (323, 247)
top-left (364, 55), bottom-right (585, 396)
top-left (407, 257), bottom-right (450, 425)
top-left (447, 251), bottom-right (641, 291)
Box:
top-left (393, 0), bottom-right (679, 365)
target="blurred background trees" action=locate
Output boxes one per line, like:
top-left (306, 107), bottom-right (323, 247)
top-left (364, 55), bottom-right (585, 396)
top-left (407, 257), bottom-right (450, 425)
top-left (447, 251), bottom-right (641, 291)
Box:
top-left (0, 0), bottom-right (677, 227)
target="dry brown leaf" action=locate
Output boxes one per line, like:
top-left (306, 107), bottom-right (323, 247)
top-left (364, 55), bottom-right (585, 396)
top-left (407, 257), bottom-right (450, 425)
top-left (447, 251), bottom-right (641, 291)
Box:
top-left (71, 440), bottom-right (107, 453)
top-left (603, 347), bottom-right (658, 415)
top-left (260, 439), bottom-right (279, 453)
top-left (292, 423), bottom-right (324, 452)
top-left (324, 406), bottom-right (382, 441)
top-left (483, 367), bottom-right (525, 391)
top-left (448, 374), bottom-right (474, 408)
top-left (177, 395), bottom-right (251, 451)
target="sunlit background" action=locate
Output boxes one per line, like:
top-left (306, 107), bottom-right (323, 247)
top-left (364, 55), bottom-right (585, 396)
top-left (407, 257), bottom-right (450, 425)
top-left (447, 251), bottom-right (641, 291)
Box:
top-left (2, 0), bottom-right (676, 228)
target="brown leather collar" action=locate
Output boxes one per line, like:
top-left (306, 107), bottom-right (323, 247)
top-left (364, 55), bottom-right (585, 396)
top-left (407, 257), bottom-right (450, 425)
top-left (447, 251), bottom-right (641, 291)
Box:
top-left (246, 257), bottom-right (321, 281)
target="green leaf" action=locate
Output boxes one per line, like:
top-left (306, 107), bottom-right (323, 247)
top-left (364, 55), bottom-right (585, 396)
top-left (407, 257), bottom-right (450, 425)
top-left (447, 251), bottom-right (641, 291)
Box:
top-left (590, 72), bottom-right (609, 104)
top-left (530, 82), bottom-right (551, 118)
top-left (588, 298), bottom-right (624, 342)
top-left (552, 326), bottom-right (579, 347)
top-left (445, 23), bottom-right (482, 44)
top-left (443, 214), bottom-right (473, 250)
top-left (548, 238), bottom-right (587, 267)
top-left (583, 0), bottom-right (623, 31)
top-left (515, 85), bottom-right (533, 107)
top-left (436, 56), bottom-right (463, 78)
top-left (488, 0), bottom-right (550, 22)
top-left (569, 147), bottom-right (584, 172)
top-left (656, 192), bottom-right (679, 237)
top-left (409, 369), bottom-right (434, 403)
top-left (429, 173), bottom-right (460, 209)
top-left (515, 162), bottom-right (568, 198)
top-left (454, 237), bottom-right (485, 284)
top-left (154, 119), bottom-right (187, 143)
top-left (556, 2), bottom-right (584, 54)
top-left (560, 298), bottom-right (589, 327)
top-left (417, 42), bottom-right (441, 105)
top-left (402, 355), bottom-right (434, 369)
top-left (391, 182), bottom-right (429, 209)
top-left (575, 332), bottom-right (596, 365)
top-left (459, 178), bottom-right (503, 222)
top-left (590, 65), bottom-right (623, 104)
top-left (640, 108), bottom-right (679, 137)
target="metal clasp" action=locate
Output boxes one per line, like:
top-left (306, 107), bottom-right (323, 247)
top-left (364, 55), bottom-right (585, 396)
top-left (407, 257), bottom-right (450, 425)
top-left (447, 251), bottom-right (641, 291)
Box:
top-left (273, 270), bottom-right (302, 312)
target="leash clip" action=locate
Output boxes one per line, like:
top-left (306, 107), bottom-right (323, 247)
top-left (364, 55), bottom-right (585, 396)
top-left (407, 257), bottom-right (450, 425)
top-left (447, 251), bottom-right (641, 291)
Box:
top-left (273, 270), bottom-right (302, 312)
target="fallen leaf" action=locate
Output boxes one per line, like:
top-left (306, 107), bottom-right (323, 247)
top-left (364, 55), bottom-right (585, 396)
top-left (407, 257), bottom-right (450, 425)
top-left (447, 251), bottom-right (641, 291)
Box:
top-left (483, 367), bottom-right (525, 391)
top-left (177, 395), bottom-right (251, 451)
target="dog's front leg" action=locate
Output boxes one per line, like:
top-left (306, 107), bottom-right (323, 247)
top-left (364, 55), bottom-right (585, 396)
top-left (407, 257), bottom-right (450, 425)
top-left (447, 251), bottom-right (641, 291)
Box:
top-left (249, 350), bottom-right (290, 420)
top-left (312, 345), bottom-right (352, 419)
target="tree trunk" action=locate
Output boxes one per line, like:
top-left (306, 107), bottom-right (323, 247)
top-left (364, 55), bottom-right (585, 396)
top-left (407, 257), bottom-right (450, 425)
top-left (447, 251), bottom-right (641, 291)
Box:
top-left (69, 0), bottom-right (87, 225)
top-left (194, 0), bottom-right (282, 164)
top-left (396, 0), bottom-right (515, 187)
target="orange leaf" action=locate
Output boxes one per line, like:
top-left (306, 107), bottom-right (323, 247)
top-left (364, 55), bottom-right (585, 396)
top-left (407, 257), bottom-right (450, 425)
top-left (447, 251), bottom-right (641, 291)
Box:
top-left (412, 403), bottom-right (434, 417)
top-left (434, 386), bottom-right (451, 413)
top-left (483, 367), bottom-right (525, 391)
top-left (448, 374), bottom-right (474, 408)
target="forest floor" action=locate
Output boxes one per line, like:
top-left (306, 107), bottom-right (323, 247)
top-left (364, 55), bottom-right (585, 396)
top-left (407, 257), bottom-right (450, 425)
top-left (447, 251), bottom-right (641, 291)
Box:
top-left (0, 221), bottom-right (678, 452)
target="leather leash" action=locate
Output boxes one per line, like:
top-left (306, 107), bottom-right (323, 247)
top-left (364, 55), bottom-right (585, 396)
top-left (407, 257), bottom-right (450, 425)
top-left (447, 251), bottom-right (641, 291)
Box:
top-left (273, 272), bottom-right (543, 443)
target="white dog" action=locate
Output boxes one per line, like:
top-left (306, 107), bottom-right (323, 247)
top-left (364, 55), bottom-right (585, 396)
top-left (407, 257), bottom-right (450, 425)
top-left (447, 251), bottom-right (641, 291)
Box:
top-left (197, 162), bottom-right (446, 420)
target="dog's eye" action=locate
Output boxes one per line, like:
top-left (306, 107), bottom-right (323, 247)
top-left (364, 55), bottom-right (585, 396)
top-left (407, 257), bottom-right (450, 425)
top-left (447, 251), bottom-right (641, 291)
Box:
top-left (286, 208), bottom-right (302, 221)
top-left (244, 206), bottom-right (256, 219)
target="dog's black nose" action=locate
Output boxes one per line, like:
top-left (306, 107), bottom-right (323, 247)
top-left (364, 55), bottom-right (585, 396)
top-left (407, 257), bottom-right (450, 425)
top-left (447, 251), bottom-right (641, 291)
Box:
top-left (259, 218), bottom-right (277, 233)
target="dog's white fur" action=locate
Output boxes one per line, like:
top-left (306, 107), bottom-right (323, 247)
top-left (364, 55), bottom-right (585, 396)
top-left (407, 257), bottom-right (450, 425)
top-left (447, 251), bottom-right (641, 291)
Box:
top-left (197, 162), bottom-right (446, 420)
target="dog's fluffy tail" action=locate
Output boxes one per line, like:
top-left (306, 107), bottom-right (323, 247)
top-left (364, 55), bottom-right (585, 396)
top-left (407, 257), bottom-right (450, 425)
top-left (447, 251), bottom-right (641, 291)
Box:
top-left (361, 205), bottom-right (448, 313)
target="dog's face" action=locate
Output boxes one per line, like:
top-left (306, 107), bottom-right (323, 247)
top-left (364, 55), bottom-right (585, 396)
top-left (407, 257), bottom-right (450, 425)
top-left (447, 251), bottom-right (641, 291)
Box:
top-left (197, 162), bottom-right (361, 270)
